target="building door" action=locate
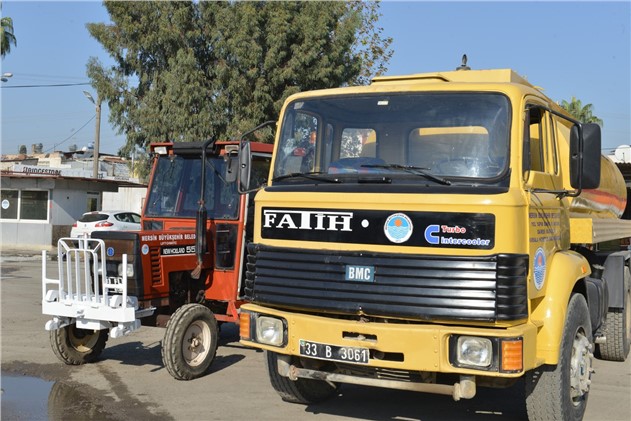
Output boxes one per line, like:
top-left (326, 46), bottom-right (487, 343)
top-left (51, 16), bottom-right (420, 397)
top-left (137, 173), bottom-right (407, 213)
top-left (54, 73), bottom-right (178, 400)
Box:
top-left (87, 192), bottom-right (100, 212)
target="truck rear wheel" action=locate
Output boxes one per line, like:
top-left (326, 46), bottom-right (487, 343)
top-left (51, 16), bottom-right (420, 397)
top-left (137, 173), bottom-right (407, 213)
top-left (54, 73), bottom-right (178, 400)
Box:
top-left (525, 293), bottom-right (593, 421)
top-left (265, 351), bottom-right (339, 404)
top-left (49, 324), bottom-right (108, 365)
top-left (598, 268), bottom-right (630, 361)
top-left (162, 303), bottom-right (218, 380)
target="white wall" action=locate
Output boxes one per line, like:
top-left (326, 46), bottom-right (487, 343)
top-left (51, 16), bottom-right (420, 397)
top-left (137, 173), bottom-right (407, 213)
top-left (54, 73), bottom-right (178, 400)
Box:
top-left (102, 187), bottom-right (147, 214)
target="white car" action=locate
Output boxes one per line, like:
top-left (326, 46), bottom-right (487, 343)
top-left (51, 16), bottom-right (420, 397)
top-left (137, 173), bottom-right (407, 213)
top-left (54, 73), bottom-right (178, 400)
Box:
top-left (70, 210), bottom-right (141, 238)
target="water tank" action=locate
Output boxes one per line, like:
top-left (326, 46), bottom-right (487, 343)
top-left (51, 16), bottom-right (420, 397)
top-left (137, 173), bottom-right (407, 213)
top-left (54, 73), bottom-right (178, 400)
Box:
top-left (569, 155), bottom-right (627, 219)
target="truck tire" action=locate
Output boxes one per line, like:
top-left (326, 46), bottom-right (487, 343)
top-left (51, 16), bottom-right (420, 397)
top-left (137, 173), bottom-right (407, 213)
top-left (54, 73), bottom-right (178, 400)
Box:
top-left (265, 351), bottom-right (339, 404)
top-left (598, 267), bottom-right (630, 361)
top-left (162, 303), bottom-right (218, 380)
top-left (525, 293), bottom-right (593, 421)
top-left (49, 324), bottom-right (108, 365)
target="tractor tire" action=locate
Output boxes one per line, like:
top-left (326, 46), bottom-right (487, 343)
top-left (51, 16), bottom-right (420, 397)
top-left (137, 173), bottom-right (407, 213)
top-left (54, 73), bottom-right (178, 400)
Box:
top-left (162, 303), bottom-right (218, 380)
top-left (49, 324), bottom-right (108, 365)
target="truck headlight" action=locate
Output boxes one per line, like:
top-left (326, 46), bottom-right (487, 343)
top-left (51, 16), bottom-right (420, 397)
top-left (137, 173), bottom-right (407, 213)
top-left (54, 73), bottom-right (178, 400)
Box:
top-left (256, 316), bottom-right (285, 346)
top-left (117, 263), bottom-right (134, 278)
top-left (457, 336), bottom-right (492, 368)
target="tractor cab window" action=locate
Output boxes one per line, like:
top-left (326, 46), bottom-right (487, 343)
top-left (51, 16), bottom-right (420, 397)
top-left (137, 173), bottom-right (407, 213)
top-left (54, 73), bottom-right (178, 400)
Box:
top-left (145, 155), bottom-right (239, 220)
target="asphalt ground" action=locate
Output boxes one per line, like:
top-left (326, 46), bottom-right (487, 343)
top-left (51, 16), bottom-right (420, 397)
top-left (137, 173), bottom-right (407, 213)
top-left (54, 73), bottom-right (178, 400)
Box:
top-left (1, 245), bottom-right (630, 421)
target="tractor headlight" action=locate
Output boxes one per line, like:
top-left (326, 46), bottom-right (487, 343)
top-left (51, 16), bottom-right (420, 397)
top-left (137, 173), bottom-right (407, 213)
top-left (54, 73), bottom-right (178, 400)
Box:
top-left (117, 263), bottom-right (134, 278)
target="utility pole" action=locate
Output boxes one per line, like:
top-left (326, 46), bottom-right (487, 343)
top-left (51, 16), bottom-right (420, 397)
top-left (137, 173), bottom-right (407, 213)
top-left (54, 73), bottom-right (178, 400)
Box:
top-left (83, 91), bottom-right (102, 179)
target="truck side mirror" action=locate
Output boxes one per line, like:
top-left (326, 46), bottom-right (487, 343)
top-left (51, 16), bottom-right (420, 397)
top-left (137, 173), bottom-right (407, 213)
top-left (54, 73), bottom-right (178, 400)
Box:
top-left (570, 123), bottom-right (601, 190)
top-left (238, 141), bottom-right (252, 193)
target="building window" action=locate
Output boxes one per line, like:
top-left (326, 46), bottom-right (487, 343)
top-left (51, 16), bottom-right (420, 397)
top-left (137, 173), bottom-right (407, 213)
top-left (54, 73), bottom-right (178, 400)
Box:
top-left (0, 189), bottom-right (49, 221)
top-left (20, 190), bottom-right (49, 220)
top-left (1, 190), bottom-right (19, 219)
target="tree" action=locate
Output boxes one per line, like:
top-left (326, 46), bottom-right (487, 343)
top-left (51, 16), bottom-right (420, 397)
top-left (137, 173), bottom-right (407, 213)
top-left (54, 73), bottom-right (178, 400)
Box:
top-left (18, 144), bottom-right (26, 154)
top-left (86, 1), bottom-right (392, 155)
top-left (1, 2), bottom-right (17, 58)
top-left (560, 96), bottom-right (603, 126)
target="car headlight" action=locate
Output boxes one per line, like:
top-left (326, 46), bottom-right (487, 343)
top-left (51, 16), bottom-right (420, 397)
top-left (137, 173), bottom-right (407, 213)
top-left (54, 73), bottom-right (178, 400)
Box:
top-left (255, 316), bottom-right (285, 346)
top-left (117, 263), bottom-right (134, 278)
top-left (456, 336), bottom-right (492, 368)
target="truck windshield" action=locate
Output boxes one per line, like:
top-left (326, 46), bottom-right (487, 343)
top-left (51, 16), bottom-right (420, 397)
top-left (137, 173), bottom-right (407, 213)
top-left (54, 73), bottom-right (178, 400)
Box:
top-left (274, 93), bottom-right (510, 182)
top-left (145, 155), bottom-right (239, 220)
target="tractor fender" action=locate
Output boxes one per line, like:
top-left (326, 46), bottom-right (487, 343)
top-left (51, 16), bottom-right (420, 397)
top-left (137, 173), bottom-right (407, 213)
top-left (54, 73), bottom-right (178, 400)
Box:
top-left (530, 250), bottom-right (592, 364)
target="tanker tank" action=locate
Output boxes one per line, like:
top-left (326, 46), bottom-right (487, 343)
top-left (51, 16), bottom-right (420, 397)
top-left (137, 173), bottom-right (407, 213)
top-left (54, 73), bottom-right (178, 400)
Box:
top-left (568, 155), bottom-right (627, 219)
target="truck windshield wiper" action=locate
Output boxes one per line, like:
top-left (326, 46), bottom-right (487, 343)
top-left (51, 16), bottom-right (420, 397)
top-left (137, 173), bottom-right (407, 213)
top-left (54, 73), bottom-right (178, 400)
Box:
top-left (361, 164), bottom-right (451, 185)
top-left (272, 171), bottom-right (341, 183)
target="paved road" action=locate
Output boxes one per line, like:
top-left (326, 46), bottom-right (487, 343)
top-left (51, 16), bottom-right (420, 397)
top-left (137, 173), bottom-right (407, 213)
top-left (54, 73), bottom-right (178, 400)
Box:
top-left (1, 254), bottom-right (630, 420)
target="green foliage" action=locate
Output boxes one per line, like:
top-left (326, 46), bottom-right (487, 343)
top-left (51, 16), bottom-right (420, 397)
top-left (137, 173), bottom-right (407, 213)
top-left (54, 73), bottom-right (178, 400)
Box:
top-left (560, 96), bottom-right (603, 126)
top-left (87, 1), bottom-right (392, 155)
top-left (1, 2), bottom-right (17, 58)
top-left (18, 144), bottom-right (26, 154)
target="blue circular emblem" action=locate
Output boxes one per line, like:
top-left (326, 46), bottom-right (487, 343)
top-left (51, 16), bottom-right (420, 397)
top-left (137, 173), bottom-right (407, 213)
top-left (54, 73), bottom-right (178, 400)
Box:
top-left (142, 244), bottom-right (150, 255)
top-left (107, 247), bottom-right (115, 257)
top-left (533, 247), bottom-right (546, 290)
top-left (384, 213), bottom-right (413, 244)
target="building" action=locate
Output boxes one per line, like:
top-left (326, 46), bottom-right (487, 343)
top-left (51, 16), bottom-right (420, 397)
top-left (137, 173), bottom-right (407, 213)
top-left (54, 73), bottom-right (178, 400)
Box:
top-left (1, 151), bottom-right (146, 248)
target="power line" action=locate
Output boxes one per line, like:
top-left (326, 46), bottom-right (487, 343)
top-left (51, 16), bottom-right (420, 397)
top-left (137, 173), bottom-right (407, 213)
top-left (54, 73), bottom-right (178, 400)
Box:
top-left (43, 115), bottom-right (96, 153)
top-left (1, 83), bottom-right (91, 89)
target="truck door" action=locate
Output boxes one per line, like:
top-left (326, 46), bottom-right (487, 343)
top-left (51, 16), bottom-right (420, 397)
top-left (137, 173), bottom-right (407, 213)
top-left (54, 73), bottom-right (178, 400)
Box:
top-left (524, 104), bottom-right (568, 297)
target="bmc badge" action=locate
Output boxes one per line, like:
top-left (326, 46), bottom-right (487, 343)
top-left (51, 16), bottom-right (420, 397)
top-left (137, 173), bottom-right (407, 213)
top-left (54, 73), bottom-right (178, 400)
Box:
top-left (533, 247), bottom-right (546, 290)
top-left (384, 213), bottom-right (413, 244)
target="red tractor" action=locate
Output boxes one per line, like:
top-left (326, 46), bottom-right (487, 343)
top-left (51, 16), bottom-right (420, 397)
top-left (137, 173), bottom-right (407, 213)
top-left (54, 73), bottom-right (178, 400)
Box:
top-left (42, 137), bottom-right (273, 380)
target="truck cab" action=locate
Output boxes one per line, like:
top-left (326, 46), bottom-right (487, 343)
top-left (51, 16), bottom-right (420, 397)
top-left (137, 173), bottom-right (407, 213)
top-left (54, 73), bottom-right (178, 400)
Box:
top-left (238, 69), bottom-right (630, 420)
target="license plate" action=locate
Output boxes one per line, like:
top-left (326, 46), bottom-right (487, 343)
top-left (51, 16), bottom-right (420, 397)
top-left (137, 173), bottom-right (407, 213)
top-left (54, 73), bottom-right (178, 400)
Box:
top-left (299, 339), bottom-right (370, 364)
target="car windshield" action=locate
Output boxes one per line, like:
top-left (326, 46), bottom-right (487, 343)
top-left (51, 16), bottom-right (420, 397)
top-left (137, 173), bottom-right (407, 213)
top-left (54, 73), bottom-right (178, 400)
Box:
top-left (274, 93), bottom-right (510, 183)
top-left (145, 155), bottom-right (239, 219)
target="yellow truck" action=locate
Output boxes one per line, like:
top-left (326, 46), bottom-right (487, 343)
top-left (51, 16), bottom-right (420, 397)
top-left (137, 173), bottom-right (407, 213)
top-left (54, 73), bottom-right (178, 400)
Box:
top-left (237, 68), bottom-right (631, 420)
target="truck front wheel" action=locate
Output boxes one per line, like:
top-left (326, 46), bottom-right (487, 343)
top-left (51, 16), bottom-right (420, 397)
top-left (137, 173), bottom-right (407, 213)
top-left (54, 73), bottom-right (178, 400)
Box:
top-left (49, 324), bottom-right (108, 365)
top-left (162, 303), bottom-right (218, 380)
top-left (525, 293), bottom-right (593, 421)
top-left (598, 267), bottom-right (630, 361)
top-left (265, 351), bottom-right (339, 404)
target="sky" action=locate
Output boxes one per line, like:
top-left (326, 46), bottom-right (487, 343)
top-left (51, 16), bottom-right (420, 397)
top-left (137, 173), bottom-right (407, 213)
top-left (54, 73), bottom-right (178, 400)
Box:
top-left (1, 0), bottom-right (630, 157)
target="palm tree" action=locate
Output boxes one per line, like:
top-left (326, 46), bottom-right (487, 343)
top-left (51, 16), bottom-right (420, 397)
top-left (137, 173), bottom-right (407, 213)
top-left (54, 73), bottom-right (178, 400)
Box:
top-left (1, 3), bottom-right (17, 58)
top-left (560, 96), bottom-right (604, 126)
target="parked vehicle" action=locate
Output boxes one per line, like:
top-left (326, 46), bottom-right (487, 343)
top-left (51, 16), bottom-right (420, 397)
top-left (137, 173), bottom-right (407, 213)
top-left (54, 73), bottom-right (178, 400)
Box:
top-left (70, 210), bottom-right (141, 237)
top-left (42, 136), bottom-right (273, 380)
top-left (237, 67), bottom-right (631, 420)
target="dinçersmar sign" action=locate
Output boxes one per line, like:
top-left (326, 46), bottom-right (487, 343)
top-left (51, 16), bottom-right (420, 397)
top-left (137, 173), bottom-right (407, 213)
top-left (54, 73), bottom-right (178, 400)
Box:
top-left (12, 164), bottom-right (104, 179)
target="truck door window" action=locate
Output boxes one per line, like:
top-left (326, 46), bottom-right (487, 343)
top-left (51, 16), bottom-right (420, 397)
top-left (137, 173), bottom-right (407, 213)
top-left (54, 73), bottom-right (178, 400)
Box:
top-left (525, 107), bottom-right (546, 173)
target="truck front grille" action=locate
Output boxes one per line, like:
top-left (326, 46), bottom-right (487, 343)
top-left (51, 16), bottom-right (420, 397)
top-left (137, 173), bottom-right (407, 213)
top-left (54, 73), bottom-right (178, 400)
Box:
top-left (245, 244), bottom-right (528, 322)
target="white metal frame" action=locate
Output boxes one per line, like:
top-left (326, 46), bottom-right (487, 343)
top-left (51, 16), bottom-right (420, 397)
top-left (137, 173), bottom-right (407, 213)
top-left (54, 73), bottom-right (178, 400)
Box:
top-left (42, 238), bottom-right (154, 338)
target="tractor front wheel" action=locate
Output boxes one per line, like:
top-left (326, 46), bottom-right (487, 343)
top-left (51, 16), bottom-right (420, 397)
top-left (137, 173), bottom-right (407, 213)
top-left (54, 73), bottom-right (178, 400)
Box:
top-left (162, 303), bottom-right (219, 380)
